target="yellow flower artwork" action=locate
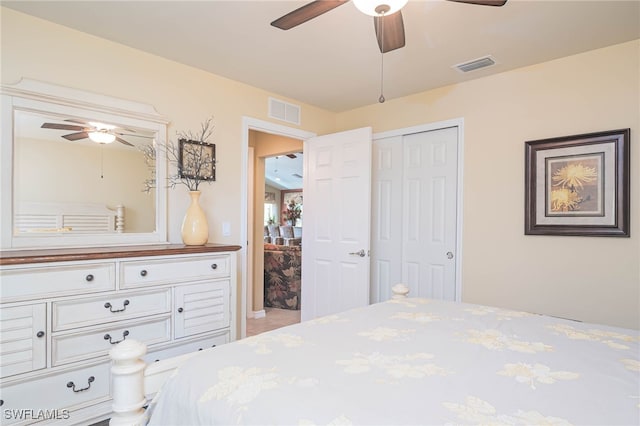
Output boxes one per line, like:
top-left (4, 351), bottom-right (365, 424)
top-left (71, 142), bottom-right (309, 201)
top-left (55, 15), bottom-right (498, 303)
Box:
top-left (548, 156), bottom-right (601, 214)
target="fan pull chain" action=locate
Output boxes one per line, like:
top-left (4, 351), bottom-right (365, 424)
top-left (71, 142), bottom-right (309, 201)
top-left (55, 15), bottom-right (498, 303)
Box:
top-left (378, 12), bottom-right (386, 103)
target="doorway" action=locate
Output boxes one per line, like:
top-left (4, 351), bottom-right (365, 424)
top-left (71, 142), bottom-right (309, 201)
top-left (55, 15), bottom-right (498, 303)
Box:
top-left (240, 117), bottom-right (463, 338)
top-left (241, 118), bottom-right (314, 338)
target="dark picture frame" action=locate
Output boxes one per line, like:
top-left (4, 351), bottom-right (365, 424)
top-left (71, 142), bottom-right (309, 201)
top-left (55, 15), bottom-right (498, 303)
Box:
top-left (178, 139), bottom-right (216, 182)
top-left (524, 129), bottom-right (630, 237)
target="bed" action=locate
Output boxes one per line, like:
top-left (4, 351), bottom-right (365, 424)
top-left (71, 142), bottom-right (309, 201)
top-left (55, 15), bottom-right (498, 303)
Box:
top-left (110, 288), bottom-right (639, 426)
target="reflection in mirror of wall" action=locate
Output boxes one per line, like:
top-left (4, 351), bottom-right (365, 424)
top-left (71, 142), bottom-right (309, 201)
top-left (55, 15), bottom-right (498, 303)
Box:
top-left (14, 110), bottom-right (156, 235)
top-left (1, 79), bottom-right (169, 249)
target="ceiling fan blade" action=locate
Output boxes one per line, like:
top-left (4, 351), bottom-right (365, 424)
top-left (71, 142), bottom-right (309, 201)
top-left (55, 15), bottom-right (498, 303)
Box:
top-left (447, 0), bottom-right (507, 6)
top-left (115, 137), bottom-right (134, 147)
top-left (41, 123), bottom-right (86, 131)
top-left (271, 0), bottom-right (349, 30)
top-left (374, 11), bottom-right (405, 53)
top-left (115, 132), bottom-right (155, 139)
top-left (62, 132), bottom-right (89, 141)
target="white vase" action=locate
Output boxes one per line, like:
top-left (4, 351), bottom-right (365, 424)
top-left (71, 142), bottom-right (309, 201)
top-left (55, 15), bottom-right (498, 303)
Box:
top-left (181, 191), bottom-right (209, 245)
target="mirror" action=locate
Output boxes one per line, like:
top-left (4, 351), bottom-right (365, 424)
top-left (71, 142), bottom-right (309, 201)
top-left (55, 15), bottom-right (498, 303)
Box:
top-left (1, 79), bottom-right (169, 249)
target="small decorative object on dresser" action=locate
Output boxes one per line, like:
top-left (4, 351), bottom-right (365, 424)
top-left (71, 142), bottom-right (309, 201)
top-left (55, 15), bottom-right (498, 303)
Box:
top-left (0, 243), bottom-right (240, 426)
top-left (181, 191), bottom-right (208, 245)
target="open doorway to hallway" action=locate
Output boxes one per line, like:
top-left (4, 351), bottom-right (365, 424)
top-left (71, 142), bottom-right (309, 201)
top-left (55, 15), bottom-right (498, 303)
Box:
top-left (246, 130), bottom-right (303, 336)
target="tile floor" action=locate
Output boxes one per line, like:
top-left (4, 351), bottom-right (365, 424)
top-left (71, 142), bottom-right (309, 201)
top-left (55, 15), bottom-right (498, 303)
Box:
top-left (246, 307), bottom-right (301, 336)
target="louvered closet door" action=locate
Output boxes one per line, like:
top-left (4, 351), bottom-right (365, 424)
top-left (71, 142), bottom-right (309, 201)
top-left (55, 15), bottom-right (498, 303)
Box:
top-left (371, 126), bottom-right (458, 302)
top-left (174, 281), bottom-right (230, 338)
top-left (0, 304), bottom-right (47, 378)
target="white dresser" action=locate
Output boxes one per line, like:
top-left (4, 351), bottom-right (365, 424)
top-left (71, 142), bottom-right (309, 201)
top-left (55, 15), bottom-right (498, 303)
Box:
top-left (0, 244), bottom-right (240, 425)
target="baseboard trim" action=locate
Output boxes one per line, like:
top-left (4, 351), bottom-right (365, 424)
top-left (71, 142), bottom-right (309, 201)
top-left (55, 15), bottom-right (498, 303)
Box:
top-left (251, 310), bottom-right (266, 319)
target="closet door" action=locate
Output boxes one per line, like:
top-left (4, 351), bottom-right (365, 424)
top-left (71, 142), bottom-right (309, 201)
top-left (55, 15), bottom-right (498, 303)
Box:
top-left (370, 136), bottom-right (403, 303)
top-left (371, 126), bottom-right (459, 302)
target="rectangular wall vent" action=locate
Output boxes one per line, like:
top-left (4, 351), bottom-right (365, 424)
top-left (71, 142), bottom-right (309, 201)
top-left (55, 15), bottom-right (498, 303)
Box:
top-left (269, 98), bottom-right (301, 125)
top-left (454, 55), bottom-right (496, 73)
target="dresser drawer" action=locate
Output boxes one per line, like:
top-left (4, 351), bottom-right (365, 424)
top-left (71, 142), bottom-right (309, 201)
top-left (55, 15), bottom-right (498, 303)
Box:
top-left (52, 315), bottom-right (171, 366)
top-left (120, 254), bottom-right (229, 289)
top-left (0, 362), bottom-right (110, 425)
top-left (0, 304), bottom-right (47, 379)
top-left (0, 263), bottom-right (115, 303)
top-left (52, 289), bottom-right (171, 331)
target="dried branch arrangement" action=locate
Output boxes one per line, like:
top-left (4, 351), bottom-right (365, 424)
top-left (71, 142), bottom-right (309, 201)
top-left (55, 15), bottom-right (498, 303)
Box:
top-left (142, 117), bottom-right (217, 192)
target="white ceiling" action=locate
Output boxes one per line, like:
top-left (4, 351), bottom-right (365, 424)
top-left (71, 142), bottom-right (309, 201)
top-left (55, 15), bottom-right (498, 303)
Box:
top-left (3, 1), bottom-right (639, 112)
top-left (265, 154), bottom-right (304, 190)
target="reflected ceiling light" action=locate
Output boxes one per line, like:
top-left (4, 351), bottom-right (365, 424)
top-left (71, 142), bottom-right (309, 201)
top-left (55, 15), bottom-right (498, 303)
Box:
top-left (88, 131), bottom-right (116, 144)
top-left (274, 156), bottom-right (281, 181)
top-left (352, 0), bottom-right (408, 16)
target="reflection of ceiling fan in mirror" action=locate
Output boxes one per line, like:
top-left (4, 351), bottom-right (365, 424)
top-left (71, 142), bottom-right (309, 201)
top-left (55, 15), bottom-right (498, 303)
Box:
top-left (40, 119), bottom-right (147, 146)
top-left (271, 0), bottom-right (507, 53)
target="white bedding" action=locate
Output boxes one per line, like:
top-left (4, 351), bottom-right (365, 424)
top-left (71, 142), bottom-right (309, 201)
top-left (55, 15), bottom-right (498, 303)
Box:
top-left (148, 298), bottom-right (639, 425)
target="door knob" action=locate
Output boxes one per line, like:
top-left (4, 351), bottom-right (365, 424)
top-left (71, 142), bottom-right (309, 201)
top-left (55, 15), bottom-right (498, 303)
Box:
top-left (349, 249), bottom-right (366, 257)
top-left (446, 252), bottom-right (454, 260)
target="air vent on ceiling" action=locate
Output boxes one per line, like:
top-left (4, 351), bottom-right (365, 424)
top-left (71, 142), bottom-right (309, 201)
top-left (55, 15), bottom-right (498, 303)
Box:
top-left (269, 97), bottom-right (301, 125)
top-left (454, 55), bottom-right (496, 73)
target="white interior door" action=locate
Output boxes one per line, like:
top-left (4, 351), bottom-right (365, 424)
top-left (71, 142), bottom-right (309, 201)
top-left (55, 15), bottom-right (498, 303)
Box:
top-left (301, 127), bottom-right (372, 321)
top-left (371, 126), bottom-right (459, 302)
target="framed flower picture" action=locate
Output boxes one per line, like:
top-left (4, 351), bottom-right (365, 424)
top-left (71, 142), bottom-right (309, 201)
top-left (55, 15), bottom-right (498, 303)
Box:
top-left (524, 129), bottom-right (630, 237)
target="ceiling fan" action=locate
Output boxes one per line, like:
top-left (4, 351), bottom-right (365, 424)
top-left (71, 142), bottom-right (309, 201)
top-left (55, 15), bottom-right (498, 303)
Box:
top-left (40, 119), bottom-right (143, 146)
top-left (271, 0), bottom-right (507, 53)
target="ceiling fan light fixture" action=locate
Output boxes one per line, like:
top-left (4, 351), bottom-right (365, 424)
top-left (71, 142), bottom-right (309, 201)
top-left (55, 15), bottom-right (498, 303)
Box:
top-left (353, 0), bottom-right (408, 16)
top-left (88, 131), bottom-right (116, 144)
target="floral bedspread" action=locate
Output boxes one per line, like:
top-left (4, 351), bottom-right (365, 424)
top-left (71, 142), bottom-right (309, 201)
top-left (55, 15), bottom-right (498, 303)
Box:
top-left (148, 298), bottom-right (639, 425)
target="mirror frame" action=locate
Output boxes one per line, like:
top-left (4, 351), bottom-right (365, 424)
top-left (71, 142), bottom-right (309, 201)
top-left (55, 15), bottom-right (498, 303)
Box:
top-left (1, 79), bottom-right (169, 249)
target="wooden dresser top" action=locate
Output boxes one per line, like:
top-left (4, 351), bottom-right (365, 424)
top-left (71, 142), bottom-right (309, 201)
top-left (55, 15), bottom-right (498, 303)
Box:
top-left (0, 243), bottom-right (242, 266)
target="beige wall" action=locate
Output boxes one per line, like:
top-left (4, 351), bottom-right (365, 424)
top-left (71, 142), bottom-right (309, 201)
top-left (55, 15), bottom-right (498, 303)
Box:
top-left (1, 7), bottom-right (336, 247)
top-left (337, 40), bottom-right (640, 329)
top-left (2, 7), bottom-right (637, 329)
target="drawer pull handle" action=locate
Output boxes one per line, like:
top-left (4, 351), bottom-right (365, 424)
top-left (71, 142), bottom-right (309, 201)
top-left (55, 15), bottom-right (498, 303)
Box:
top-left (67, 376), bottom-right (95, 393)
top-left (140, 270), bottom-right (148, 277)
top-left (104, 330), bottom-right (129, 344)
top-left (0, 399), bottom-right (4, 406)
top-left (104, 300), bottom-right (130, 313)
top-left (37, 331), bottom-right (45, 338)
top-left (211, 264), bottom-right (218, 270)
top-left (177, 307), bottom-right (184, 313)
top-left (85, 274), bottom-right (94, 282)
